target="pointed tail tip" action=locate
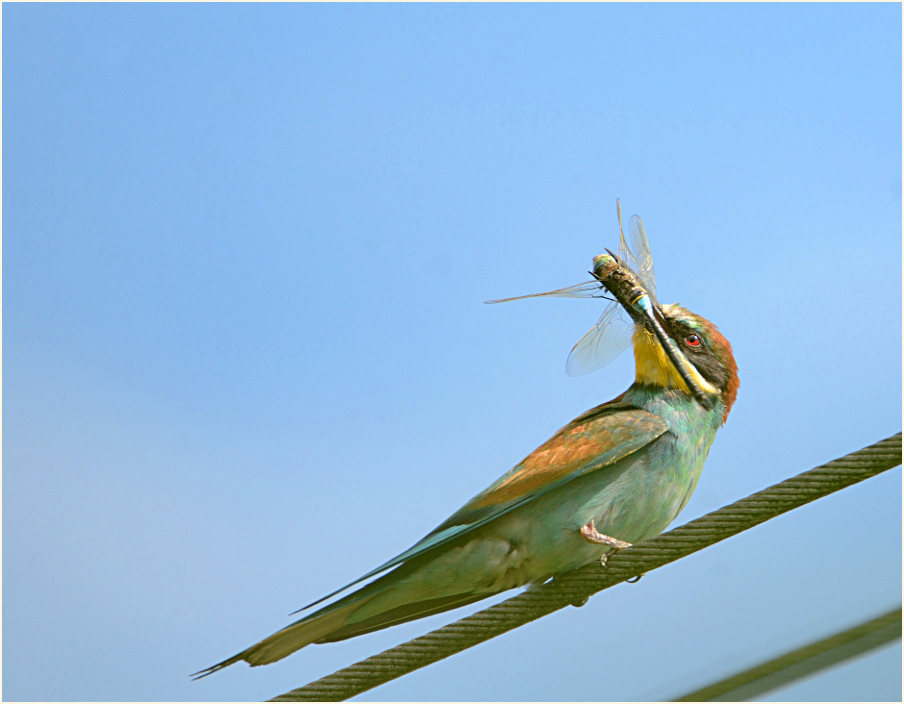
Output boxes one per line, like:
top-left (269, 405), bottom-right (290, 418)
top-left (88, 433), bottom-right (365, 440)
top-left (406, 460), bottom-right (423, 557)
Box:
top-left (190, 652), bottom-right (246, 680)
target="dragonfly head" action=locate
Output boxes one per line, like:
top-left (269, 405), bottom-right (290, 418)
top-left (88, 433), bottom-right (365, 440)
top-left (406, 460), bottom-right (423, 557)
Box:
top-left (591, 252), bottom-right (620, 282)
top-left (633, 303), bottom-right (739, 423)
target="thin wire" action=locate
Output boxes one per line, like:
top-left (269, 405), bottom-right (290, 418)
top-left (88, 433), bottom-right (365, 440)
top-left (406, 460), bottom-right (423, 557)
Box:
top-left (270, 432), bottom-right (902, 702)
top-left (674, 606), bottom-right (902, 701)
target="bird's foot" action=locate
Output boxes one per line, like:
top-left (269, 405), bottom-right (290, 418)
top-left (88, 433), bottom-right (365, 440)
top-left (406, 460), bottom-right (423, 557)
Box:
top-left (579, 519), bottom-right (632, 568)
top-left (580, 519), bottom-right (632, 549)
top-left (569, 594), bottom-right (590, 607)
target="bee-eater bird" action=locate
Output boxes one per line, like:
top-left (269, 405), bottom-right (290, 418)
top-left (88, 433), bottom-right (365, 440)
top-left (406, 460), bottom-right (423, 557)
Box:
top-left (194, 209), bottom-right (738, 678)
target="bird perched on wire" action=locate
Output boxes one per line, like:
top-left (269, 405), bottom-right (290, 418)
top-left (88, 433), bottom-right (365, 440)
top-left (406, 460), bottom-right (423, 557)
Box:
top-left (193, 204), bottom-right (738, 678)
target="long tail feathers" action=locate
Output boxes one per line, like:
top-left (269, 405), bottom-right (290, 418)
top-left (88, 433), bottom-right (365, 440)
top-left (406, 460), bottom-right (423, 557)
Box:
top-left (315, 590), bottom-right (486, 643)
top-left (190, 651), bottom-right (247, 680)
top-left (191, 586), bottom-right (490, 679)
top-left (190, 602), bottom-right (357, 679)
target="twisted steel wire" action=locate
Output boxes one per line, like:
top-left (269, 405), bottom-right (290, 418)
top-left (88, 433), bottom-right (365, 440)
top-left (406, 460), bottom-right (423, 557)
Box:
top-left (270, 432), bottom-right (901, 702)
top-left (674, 605), bottom-right (901, 701)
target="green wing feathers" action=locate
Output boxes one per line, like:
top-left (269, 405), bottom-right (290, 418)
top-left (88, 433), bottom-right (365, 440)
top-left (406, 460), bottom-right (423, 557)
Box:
top-left (431, 400), bottom-right (668, 532)
top-left (194, 399), bottom-right (668, 677)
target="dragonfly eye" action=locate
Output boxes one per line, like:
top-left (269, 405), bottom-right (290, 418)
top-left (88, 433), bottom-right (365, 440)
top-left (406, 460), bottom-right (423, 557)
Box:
top-left (684, 333), bottom-right (702, 348)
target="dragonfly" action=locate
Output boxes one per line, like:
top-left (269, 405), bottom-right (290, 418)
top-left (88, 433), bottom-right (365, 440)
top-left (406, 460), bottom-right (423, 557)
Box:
top-left (487, 200), bottom-right (658, 377)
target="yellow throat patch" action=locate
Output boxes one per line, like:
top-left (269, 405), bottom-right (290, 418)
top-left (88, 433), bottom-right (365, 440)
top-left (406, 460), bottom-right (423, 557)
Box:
top-left (632, 324), bottom-right (694, 393)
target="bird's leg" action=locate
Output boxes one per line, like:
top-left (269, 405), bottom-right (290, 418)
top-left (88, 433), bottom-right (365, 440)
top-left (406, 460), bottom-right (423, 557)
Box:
top-left (580, 519), bottom-right (631, 549)
top-left (579, 519), bottom-right (632, 567)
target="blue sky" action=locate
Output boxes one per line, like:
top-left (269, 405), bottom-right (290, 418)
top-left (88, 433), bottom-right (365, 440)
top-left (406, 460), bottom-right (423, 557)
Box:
top-left (3, 3), bottom-right (900, 701)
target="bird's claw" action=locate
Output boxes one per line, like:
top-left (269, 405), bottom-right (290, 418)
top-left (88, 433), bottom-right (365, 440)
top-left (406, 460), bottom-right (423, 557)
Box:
top-left (580, 519), bottom-right (632, 571)
top-left (569, 594), bottom-right (590, 607)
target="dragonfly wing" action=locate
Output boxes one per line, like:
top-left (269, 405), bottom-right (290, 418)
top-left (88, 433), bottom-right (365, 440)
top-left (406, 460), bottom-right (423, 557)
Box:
top-left (485, 280), bottom-right (604, 304)
top-left (617, 211), bottom-right (632, 270)
top-left (628, 214), bottom-right (657, 300)
top-left (565, 302), bottom-right (634, 376)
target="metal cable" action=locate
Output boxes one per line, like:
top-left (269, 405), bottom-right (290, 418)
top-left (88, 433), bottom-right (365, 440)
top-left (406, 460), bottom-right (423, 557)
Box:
top-left (270, 432), bottom-right (902, 702)
top-left (674, 606), bottom-right (902, 701)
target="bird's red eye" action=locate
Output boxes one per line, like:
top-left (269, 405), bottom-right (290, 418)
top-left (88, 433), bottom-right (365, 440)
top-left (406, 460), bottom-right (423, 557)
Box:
top-left (685, 334), bottom-right (701, 348)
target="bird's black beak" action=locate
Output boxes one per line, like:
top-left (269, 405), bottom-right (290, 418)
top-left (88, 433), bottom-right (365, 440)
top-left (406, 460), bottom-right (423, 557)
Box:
top-left (592, 252), bottom-right (717, 410)
top-left (637, 300), bottom-right (716, 410)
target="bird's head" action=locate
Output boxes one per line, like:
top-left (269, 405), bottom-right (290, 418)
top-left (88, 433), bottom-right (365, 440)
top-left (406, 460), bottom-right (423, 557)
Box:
top-left (631, 303), bottom-right (739, 423)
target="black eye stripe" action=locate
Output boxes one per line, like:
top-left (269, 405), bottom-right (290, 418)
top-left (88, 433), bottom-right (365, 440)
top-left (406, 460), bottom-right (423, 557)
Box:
top-left (665, 318), bottom-right (706, 348)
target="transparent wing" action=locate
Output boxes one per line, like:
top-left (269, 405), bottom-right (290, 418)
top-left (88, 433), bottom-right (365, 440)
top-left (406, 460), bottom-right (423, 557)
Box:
top-left (628, 215), bottom-right (656, 299)
top-left (487, 202), bottom-right (653, 377)
top-left (485, 280), bottom-right (604, 304)
top-left (565, 301), bottom-right (634, 377)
